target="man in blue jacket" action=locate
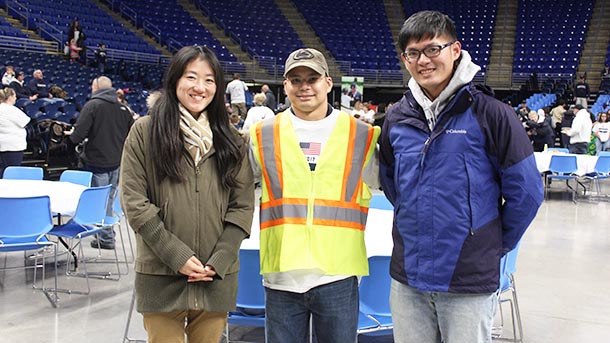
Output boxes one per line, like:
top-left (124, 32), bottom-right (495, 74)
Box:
top-left (379, 11), bottom-right (543, 343)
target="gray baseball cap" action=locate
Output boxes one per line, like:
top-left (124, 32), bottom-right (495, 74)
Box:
top-left (284, 48), bottom-right (329, 77)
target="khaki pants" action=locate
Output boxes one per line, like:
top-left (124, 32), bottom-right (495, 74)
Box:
top-left (143, 310), bottom-right (227, 343)
top-left (231, 102), bottom-right (247, 120)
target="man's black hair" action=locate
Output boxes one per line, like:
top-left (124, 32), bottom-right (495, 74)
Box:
top-left (398, 11), bottom-right (457, 51)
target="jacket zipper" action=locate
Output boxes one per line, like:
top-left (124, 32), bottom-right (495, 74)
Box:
top-left (194, 164), bottom-right (200, 309)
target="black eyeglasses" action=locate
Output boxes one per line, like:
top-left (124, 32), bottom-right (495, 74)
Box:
top-left (402, 41), bottom-right (455, 62)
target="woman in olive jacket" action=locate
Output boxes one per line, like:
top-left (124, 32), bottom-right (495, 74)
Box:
top-left (120, 46), bottom-right (254, 343)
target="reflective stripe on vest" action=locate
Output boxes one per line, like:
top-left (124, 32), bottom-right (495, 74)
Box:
top-left (260, 201), bottom-right (368, 230)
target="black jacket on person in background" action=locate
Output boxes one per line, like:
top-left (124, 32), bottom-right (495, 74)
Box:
top-left (69, 87), bottom-right (134, 168)
top-left (9, 80), bottom-right (31, 99)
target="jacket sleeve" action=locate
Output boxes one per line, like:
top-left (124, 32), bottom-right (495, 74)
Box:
top-left (69, 102), bottom-right (94, 144)
top-left (485, 101), bottom-right (544, 253)
top-left (119, 120), bottom-right (195, 273)
top-left (379, 111), bottom-right (397, 205)
top-left (205, 140), bottom-right (255, 279)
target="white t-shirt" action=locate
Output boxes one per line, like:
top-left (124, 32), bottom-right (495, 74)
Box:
top-left (225, 79), bottom-right (247, 104)
top-left (593, 121), bottom-right (610, 142)
top-left (0, 103), bottom-right (30, 151)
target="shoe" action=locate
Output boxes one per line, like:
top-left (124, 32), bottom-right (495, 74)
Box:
top-left (90, 239), bottom-right (115, 250)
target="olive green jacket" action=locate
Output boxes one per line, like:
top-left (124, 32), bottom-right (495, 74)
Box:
top-left (120, 116), bottom-right (254, 313)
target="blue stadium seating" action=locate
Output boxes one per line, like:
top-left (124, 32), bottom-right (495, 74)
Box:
top-left (292, 0), bottom-right (400, 73)
top-left (513, 0), bottom-right (593, 75)
top-left (13, 0), bottom-right (160, 55)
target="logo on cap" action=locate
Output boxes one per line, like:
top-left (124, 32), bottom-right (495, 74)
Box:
top-left (293, 49), bottom-right (315, 60)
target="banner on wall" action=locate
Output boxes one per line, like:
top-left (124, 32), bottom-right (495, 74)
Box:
top-left (341, 76), bottom-right (364, 111)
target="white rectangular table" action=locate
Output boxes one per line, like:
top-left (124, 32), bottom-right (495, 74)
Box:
top-left (534, 152), bottom-right (598, 176)
top-left (0, 179), bottom-right (87, 216)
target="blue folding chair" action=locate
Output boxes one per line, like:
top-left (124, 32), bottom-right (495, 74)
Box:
top-left (101, 189), bottom-right (133, 275)
top-left (357, 255), bottom-right (393, 337)
top-left (369, 193), bottom-right (393, 210)
top-left (0, 196), bottom-right (59, 307)
top-left (47, 185), bottom-right (119, 295)
top-left (225, 249), bottom-right (265, 342)
top-left (2, 166), bottom-right (44, 180)
top-left (59, 170), bottom-right (93, 187)
top-left (545, 155), bottom-right (579, 202)
top-left (583, 155), bottom-right (610, 198)
top-left (494, 242), bottom-right (523, 343)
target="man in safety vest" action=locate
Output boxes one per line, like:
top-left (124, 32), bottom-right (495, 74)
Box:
top-left (250, 48), bottom-right (380, 343)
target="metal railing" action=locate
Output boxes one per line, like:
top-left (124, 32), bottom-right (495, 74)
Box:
top-left (120, 3), bottom-right (138, 27)
top-left (0, 35), bottom-right (57, 53)
top-left (167, 38), bottom-right (183, 53)
top-left (143, 20), bottom-right (162, 45)
top-left (7, 0), bottom-right (30, 30)
top-left (85, 47), bottom-right (169, 65)
top-left (37, 19), bottom-right (63, 50)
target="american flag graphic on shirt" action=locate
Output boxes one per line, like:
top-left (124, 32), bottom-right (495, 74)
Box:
top-left (300, 142), bottom-right (321, 155)
top-left (300, 142), bottom-right (322, 170)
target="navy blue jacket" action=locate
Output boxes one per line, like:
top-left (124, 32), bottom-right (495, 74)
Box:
top-left (379, 83), bottom-right (543, 293)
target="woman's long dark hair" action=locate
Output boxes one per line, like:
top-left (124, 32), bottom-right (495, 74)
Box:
top-left (150, 45), bottom-right (244, 188)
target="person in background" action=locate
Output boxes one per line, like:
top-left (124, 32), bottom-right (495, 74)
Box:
top-left (229, 113), bottom-right (244, 131)
top-left (95, 43), bottom-right (107, 74)
top-left (563, 104), bottom-right (593, 154)
top-left (27, 69), bottom-right (54, 102)
top-left (574, 75), bottom-right (590, 109)
top-left (117, 88), bottom-right (137, 119)
top-left (250, 47), bottom-right (379, 343)
top-left (261, 84), bottom-right (276, 112)
top-left (9, 70), bottom-right (38, 103)
top-left (0, 88), bottom-right (31, 177)
top-left (67, 19), bottom-right (86, 62)
top-left (2, 66), bottom-right (16, 87)
top-left (242, 92), bottom-right (274, 135)
top-left (225, 73), bottom-right (248, 120)
top-left (593, 111), bottom-right (610, 155)
top-left (66, 76), bottom-right (134, 249)
top-left (550, 99), bottom-right (566, 145)
top-left (379, 11), bottom-right (543, 343)
top-left (120, 45), bottom-right (254, 343)
top-left (69, 38), bottom-right (82, 63)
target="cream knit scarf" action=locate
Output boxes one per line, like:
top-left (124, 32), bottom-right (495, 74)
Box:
top-left (179, 104), bottom-right (213, 164)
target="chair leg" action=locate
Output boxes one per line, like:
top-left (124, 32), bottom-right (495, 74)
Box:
top-left (123, 289), bottom-right (146, 343)
top-left (510, 276), bottom-right (524, 343)
top-left (32, 243), bottom-right (60, 307)
top-left (91, 223), bottom-right (130, 276)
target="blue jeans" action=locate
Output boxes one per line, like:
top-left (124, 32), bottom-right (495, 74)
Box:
top-left (568, 142), bottom-right (588, 154)
top-left (265, 276), bottom-right (359, 343)
top-left (595, 138), bottom-right (610, 155)
top-left (89, 167), bottom-right (119, 244)
top-left (390, 279), bottom-right (497, 343)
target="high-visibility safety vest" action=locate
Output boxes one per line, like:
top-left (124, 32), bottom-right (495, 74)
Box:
top-left (251, 111), bottom-right (380, 276)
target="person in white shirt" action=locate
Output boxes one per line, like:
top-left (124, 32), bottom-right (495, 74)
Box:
top-left (2, 66), bottom-right (16, 87)
top-left (225, 73), bottom-right (248, 119)
top-left (0, 88), bottom-right (31, 177)
top-left (242, 93), bottom-right (274, 135)
top-left (563, 104), bottom-right (593, 154)
top-left (593, 111), bottom-right (610, 155)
